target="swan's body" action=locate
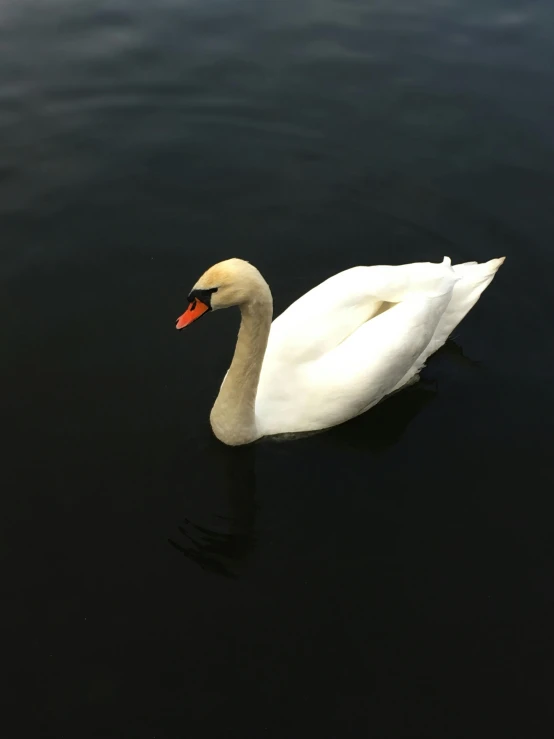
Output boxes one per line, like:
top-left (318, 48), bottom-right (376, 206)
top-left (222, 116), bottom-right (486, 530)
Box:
top-left (176, 257), bottom-right (504, 445)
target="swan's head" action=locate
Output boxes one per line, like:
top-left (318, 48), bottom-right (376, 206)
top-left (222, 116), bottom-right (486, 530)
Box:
top-left (176, 258), bottom-right (267, 329)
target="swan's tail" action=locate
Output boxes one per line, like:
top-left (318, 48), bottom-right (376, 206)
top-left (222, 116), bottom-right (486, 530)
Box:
top-left (452, 256), bottom-right (505, 283)
top-left (429, 256), bottom-right (505, 352)
top-left (390, 256), bottom-right (505, 393)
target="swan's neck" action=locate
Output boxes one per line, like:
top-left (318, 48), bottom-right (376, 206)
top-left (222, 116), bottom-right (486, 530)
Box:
top-left (210, 285), bottom-right (273, 445)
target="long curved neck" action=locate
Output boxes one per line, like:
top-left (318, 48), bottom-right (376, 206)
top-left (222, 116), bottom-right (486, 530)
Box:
top-left (210, 285), bottom-right (273, 445)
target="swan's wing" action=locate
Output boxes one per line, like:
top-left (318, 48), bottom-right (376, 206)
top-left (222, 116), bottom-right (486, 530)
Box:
top-left (255, 257), bottom-right (504, 436)
top-left (256, 275), bottom-right (457, 436)
top-left (265, 259), bottom-right (458, 364)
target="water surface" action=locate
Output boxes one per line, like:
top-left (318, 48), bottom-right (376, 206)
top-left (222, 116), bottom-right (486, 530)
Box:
top-left (2, 0), bottom-right (554, 735)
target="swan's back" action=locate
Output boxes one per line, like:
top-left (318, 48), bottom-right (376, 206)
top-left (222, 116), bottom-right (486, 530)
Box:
top-left (266, 258), bottom-right (462, 364)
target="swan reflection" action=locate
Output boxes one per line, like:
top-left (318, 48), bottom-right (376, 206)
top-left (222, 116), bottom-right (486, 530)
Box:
top-left (169, 444), bottom-right (257, 578)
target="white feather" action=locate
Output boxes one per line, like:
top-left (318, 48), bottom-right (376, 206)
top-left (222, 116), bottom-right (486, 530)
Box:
top-left (254, 257), bottom-right (505, 436)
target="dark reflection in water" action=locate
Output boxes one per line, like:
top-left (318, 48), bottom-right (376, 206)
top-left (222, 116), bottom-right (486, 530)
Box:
top-left (169, 444), bottom-right (257, 578)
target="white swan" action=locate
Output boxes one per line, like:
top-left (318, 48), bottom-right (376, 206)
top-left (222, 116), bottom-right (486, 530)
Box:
top-left (176, 256), bottom-right (504, 446)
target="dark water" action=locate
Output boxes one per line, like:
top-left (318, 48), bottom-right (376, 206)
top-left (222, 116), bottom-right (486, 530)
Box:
top-left (2, 0), bottom-right (554, 735)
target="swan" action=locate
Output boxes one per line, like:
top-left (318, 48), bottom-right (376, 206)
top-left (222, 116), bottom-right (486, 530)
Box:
top-left (175, 256), bottom-right (504, 446)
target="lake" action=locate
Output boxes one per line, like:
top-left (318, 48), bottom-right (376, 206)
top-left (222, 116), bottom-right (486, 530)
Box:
top-left (2, 0), bottom-right (554, 736)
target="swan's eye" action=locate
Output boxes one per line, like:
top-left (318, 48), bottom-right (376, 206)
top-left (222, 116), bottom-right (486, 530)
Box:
top-left (188, 287), bottom-right (218, 306)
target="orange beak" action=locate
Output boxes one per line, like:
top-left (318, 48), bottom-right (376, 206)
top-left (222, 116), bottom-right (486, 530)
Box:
top-left (176, 298), bottom-right (210, 329)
